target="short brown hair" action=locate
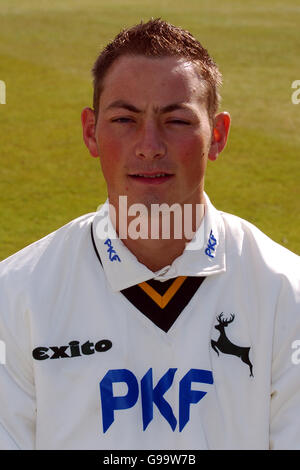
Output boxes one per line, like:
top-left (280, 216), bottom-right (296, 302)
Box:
top-left (92, 18), bottom-right (222, 122)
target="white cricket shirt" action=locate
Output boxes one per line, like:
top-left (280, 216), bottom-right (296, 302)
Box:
top-left (0, 194), bottom-right (299, 449)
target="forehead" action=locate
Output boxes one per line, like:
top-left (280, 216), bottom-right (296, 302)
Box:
top-left (99, 55), bottom-right (208, 108)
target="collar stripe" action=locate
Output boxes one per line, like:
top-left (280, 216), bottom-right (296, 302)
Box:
top-left (138, 276), bottom-right (187, 309)
top-left (121, 276), bottom-right (205, 332)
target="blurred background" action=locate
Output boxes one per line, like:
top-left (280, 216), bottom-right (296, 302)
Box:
top-left (0, 0), bottom-right (299, 259)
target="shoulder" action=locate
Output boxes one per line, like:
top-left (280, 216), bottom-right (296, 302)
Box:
top-left (0, 212), bottom-right (96, 286)
top-left (219, 210), bottom-right (299, 284)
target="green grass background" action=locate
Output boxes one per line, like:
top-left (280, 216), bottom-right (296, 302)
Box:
top-left (0, 0), bottom-right (299, 259)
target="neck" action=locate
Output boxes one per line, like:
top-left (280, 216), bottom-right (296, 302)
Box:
top-left (109, 196), bottom-right (206, 271)
top-left (121, 237), bottom-right (193, 272)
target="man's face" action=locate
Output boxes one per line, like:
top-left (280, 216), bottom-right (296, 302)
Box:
top-left (86, 55), bottom-right (221, 209)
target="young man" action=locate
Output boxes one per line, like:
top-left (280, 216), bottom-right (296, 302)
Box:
top-left (0, 19), bottom-right (299, 450)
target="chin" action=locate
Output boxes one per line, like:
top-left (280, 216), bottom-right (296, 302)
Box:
top-left (141, 194), bottom-right (176, 209)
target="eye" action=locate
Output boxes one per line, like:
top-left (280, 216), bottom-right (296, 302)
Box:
top-left (167, 119), bottom-right (191, 125)
top-left (111, 117), bottom-right (135, 123)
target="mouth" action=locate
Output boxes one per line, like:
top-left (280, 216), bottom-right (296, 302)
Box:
top-left (128, 172), bottom-right (174, 184)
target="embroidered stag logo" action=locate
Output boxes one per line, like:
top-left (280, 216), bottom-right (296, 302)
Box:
top-left (211, 313), bottom-right (253, 377)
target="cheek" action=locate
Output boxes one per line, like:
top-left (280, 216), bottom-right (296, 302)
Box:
top-left (97, 128), bottom-right (123, 179)
top-left (175, 135), bottom-right (206, 167)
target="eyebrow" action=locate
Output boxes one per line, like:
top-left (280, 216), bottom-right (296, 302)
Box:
top-left (105, 100), bottom-right (192, 114)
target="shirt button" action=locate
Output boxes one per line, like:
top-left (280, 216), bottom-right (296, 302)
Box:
top-left (157, 266), bottom-right (171, 276)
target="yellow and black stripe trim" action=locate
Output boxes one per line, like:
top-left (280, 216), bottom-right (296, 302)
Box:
top-left (121, 276), bottom-right (205, 332)
top-left (138, 276), bottom-right (187, 308)
top-left (91, 223), bottom-right (205, 332)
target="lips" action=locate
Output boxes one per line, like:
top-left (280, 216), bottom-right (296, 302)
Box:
top-left (128, 172), bottom-right (174, 184)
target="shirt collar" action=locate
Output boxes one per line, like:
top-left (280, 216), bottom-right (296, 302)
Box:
top-left (91, 193), bottom-right (226, 292)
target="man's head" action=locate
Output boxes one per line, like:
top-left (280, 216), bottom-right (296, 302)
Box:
top-left (82, 19), bottom-right (230, 212)
top-left (92, 18), bottom-right (222, 126)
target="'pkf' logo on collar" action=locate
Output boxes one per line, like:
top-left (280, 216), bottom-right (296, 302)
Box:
top-left (205, 230), bottom-right (217, 258)
top-left (104, 238), bottom-right (121, 262)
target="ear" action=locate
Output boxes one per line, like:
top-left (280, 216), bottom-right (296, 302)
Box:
top-left (208, 112), bottom-right (231, 161)
top-left (81, 107), bottom-right (99, 158)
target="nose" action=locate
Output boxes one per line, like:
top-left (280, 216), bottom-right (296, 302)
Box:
top-left (135, 120), bottom-right (166, 160)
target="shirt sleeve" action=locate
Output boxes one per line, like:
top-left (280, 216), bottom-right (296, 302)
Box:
top-left (270, 269), bottom-right (300, 449)
top-left (0, 266), bottom-right (36, 450)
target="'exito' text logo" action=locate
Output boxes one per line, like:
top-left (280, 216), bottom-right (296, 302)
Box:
top-left (0, 80), bottom-right (6, 104)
